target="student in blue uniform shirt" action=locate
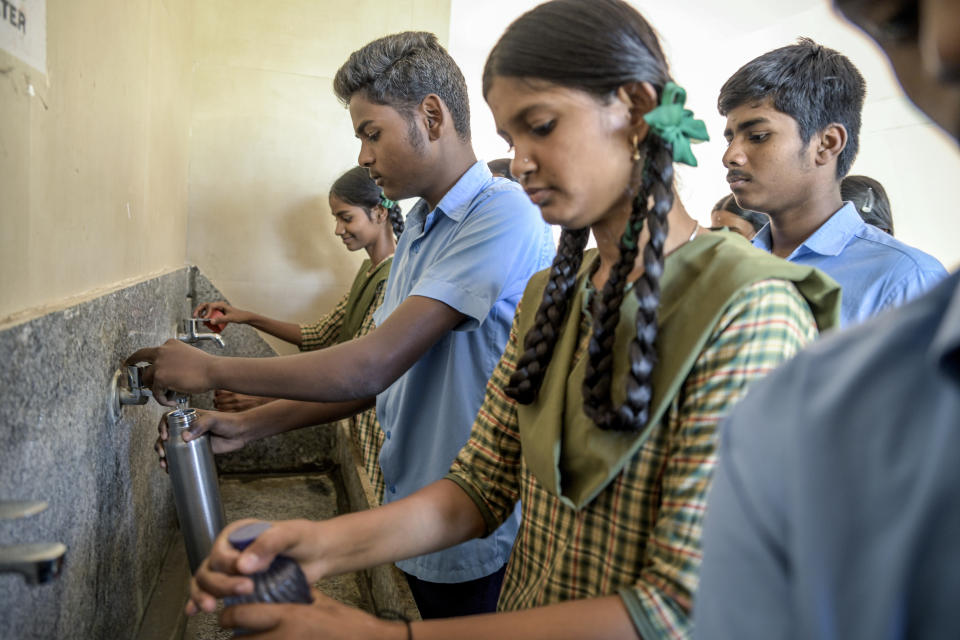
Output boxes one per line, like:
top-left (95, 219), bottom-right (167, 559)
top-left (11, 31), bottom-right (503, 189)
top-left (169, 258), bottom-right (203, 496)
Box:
top-left (697, 1), bottom-right (960, 637)
top-left (718, 38), bottom-right (946, 327)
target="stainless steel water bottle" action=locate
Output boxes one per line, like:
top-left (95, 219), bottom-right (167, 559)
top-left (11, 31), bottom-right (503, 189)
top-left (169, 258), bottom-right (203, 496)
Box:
top-left (165, 408), bottom-right (227, 573)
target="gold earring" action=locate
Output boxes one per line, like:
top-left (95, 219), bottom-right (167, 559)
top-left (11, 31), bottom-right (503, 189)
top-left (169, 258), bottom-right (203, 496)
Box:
top-left (631, 134), bottom-right (641, 162)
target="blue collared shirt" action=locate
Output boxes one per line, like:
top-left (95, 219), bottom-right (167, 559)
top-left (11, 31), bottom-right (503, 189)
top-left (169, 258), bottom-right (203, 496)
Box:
top-left (752, 202), bottom-right (947, 327)
top-left (695, 271), bottom-right (960, 639)
top-left (373, 161), bottom-right (555, 582)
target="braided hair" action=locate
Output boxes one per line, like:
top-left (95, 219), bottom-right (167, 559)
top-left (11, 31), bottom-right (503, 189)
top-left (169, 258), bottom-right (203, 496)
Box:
top-left (503, 226), bottom-right (590, 403)
top-left (485, 0), bottom-right (675, 432)
top-left (380, 197), bottom-right (405, 239)
top-left (330, 166), bottom-right (405, 240)
top-left (581, 135), bottom-right (673, 430)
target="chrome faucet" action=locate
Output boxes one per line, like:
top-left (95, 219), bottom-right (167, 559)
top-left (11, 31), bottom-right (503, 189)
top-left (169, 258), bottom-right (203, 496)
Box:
top-left (177, 318), bottom-right (225, 348)
top-left (0, 501), bottom-right (66, 585)
top-left (108, 318), bottom-right (219, 421)
top-left (110, 364), bottom-right (188, 421)
top-left (117, 364), bottom-right (152, 407)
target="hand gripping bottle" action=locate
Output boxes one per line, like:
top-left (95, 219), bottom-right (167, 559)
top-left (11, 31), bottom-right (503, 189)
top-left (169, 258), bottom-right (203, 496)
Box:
top-left (223, 521), bottom-right (313, 608)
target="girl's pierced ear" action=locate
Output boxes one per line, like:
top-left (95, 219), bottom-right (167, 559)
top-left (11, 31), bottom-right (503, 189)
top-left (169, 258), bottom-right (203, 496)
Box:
top-left (631, 134), bottom-right (641, 162)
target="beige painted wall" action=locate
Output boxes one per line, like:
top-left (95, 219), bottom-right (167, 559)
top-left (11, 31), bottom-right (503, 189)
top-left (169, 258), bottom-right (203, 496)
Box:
top-left (0, 0), bottom-right (195, 326)
top-left (186, 1), bottom-right (450, 355)
top-left (0, 0), bottom-right (450, 341)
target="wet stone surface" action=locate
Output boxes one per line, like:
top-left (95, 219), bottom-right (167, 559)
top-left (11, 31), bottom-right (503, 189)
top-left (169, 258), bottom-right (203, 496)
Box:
top-left (184, 473), bottom-right (373, 639)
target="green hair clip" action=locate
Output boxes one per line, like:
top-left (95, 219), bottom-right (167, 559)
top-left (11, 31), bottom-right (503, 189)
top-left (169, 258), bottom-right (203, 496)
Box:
top-left (379, 194), bottom-right (397, 209)
top-left (642, 81), bottom-right (709, 167)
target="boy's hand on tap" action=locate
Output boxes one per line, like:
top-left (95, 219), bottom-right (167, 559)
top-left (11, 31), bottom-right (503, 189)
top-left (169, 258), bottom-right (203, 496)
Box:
top-left (155, 409), bottom-right (249, 470)
top-left (127, 339), bottom-right (217, 404)
top-left (193, 301), bottom-right (252, 326)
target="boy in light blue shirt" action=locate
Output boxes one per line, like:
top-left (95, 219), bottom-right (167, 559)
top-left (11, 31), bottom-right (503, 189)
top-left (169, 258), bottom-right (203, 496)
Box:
top-left (696, 2), bottom-right (960, 636)
top-left (750, 201), bottom-right (945, 326)
top-left (335, 33), bottom-right (554, 614)
top-left (718, 39), bottom-right (946, 327)
top-left (373, 159), bottom-right (553, 588)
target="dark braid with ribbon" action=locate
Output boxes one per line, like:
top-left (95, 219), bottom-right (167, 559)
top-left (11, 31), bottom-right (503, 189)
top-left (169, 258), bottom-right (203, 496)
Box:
top-left (583, 80), bottom-right (705, 430)
top-left (581, 134), bottom-right (673, 430)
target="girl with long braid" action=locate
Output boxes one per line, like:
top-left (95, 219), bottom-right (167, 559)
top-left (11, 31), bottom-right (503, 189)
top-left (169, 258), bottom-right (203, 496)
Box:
top-left (184, 1), bottom-right (840, 637)
top-left (190, 166), bottom-right (402, 501)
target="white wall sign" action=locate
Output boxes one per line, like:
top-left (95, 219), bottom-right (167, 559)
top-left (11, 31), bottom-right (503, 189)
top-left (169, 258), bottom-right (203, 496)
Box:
top-left (0, 0), bottom-right (45, 74)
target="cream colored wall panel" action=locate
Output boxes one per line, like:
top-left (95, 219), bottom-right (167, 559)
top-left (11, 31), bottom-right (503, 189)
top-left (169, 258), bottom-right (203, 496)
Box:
top-left (1, 0), bottom-right (451, 323)
top-left (21, 1), bottom-right (151, 316)
top-left (412, 0), bottom-right (450, 44)
top-left (186, 63), bottom-right (364, 340)
top-left (185, 0), bottom-right (451, 349)
top-left (193, 0), bottom-right (450, 78)
top-left (1, 0), bottom-right (194, 323)
top-left (143, 0), bottom-right (195, 273)
top-left (0, 49), bottom-right (32, 315)
top-left (33, 5), bottom-right (150, 296)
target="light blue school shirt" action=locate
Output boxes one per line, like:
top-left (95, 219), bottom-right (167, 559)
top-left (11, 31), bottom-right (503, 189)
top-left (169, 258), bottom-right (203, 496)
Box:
top-left (373, 161), bottom-right (556, 583)
top-left (695, 271), bottom-right (960, 639)
top-left (752, 202), bottom-right (946, 327)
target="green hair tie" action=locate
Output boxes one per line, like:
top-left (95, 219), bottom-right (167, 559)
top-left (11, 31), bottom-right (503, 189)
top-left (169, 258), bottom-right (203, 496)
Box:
top-left (642, 81), bottom-right (709, 167)
top-left (379, 194), bottom-right (397, 209)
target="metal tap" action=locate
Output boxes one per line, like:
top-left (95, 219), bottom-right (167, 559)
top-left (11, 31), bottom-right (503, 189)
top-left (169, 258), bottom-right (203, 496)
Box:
top-left (177, 318), bottom-right (225, 348)
top-left (118, 364), bottom-right (152, 407)
top-left (109, 365), bottom-right (188, 422)
top-left (0, 501), bottom-right (66, 585)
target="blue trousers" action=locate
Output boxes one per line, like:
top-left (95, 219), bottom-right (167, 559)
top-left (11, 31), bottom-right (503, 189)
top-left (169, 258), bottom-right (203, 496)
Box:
top-left (403, 564), bottom-right (507, 619)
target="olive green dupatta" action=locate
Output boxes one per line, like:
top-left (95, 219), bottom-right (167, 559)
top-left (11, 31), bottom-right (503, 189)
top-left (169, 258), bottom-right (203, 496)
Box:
top-left (337, 257), bottom-right (393, 343)
top-left (515, 232), bottom-right (840, 509)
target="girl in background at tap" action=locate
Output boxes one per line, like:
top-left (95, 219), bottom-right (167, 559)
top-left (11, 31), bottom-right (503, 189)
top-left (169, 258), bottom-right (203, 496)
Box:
top-left (841, 174), bottom-right (894, 235)
top-left (709, 193), bottom-right (769, 240)
top-left (193, 165), bottom-right (402, 502)
top-left (184, 1), bottom-right (840, 638)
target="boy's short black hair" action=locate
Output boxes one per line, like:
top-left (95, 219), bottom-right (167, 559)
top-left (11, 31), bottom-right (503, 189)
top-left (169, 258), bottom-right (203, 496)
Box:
top-left (718, 38), bottom-right (865, 179)
top-left (333, 31), bottom-right (471, 142)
